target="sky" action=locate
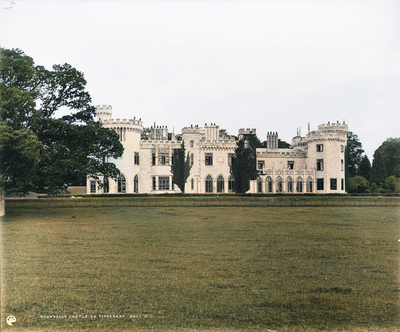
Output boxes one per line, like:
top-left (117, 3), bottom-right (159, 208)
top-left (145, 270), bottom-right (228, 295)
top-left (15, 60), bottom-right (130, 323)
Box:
top-left (1, 0), bottom-right (399, 159)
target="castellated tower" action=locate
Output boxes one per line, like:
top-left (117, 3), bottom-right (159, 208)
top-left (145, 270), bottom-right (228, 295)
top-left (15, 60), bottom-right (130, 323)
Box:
top-left (95, 105), bottom-right (143, 193)
top-left (306, 121), bottom-right (348, 193)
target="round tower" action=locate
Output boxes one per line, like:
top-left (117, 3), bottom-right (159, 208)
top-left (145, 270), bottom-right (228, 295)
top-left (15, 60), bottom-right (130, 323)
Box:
top-left (306, 121), bottom-right (348, 193)
top-left (95, 105), bottom-right (113, 123)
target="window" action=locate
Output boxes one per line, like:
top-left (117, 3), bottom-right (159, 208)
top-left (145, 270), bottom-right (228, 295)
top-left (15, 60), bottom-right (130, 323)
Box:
top-left (276, 177), bottom-right (283, 193)
top-left (330, 178), bottom-right (337, 190)
top-left (341, 159), bottom-right (344, 171)
top-left (205, 153), bottom-right (213, 166)
top-left (307, 177), bottom-right (313, 193)
top-left (317, 159), bottom-right (324, 171)
top-left (341, 178), bottom-right (344, 190)
top-left (152, 177), bottom-right (156, 190)
top-left (134, 175), bottom-right (139, 193)
top-left (287, 177), bottom-right (293, 193)
top-left (228, 154), bottom-right (235, 166)
top-left (287, 161), bottom-right (294, 169)
top-left (296, 177), bottom-right (303, 193)
top-left (90, 181), bottom-right (96, 194)
top-left (228, 175), bottom-right (235, 193)
top-left (317, 144), bottom-right (323, 152)
top-left (266, 176), bottom-right (273, 193)
top-left (103, 177), bottom-right (109, 193)
top-left (152, 153), bottom-right (156, 166)
top-left (341, 145), bottom-right (344, 153)
top-left (317, 178), bottom-right (324, 191)
top-left (190, 153), bottom-right (194, 166)
top-left (191, 178), bottom-right (194, 190)
top-left (257, 177), bottom-right (263, 193)
top-left (159, 177), bottom-right (170, 190)
top-left (134, 152), bottom-right (140, 165)
top-left (118, 175), bottom-right (126, 193)
top-left (159, 153), bottom-right (169, 166)
top-left (258, 161), bottom-right (265, 170)
top-left (190, 140), bottom-right (194, 148)
top-left (205, 175), bottom-right (213, 193)
top-left (217, 175), bottom-right (224, 193)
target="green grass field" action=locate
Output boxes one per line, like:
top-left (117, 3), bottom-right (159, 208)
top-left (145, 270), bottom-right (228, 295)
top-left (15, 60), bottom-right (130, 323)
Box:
top-left (1, 204), bottom-right (399, 331)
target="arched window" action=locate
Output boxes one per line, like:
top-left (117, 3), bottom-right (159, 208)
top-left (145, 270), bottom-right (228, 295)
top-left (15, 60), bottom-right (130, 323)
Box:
top-left (217, 175), bottom-right (224, 193)
top-left (134, 175), bottom-right (139, 193)
top-left (266, 176), bottom-right (272, 193)
top-left (257, 176), bottom-right (263, 193)
top-left (276, 176), bottom-right (283, 193)
top-left (307, 176), bottom-right (313, 193)
top-left (287, 177), bottom-right (293, 193)
top-left (205, 175), bottom-right (213, 193)
top-left (118, 175), bottom-right (126, 193)
top-left (228, 175), bottom-right (235, 193)
top-left (296, 177), bottom-right (303, 193)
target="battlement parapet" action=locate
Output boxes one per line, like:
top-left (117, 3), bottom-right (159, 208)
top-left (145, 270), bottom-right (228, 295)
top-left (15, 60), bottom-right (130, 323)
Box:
top-left (317, 121), bottom-right (348, 132)
top-left (239, 128), bottom-right (257, 135)
top-left (96, 105), bottom-right (112, 111)
top-left (102, 118), bottom-right (143, 126)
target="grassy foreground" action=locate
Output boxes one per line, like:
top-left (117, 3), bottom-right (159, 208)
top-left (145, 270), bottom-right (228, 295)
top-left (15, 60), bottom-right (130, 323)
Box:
top-left (1, 206), bottom-right (399, 332)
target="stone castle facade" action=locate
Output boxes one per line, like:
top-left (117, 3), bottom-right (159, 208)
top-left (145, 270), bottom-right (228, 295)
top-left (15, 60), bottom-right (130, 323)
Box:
top-left (87, 105), bottom-right (348, 194)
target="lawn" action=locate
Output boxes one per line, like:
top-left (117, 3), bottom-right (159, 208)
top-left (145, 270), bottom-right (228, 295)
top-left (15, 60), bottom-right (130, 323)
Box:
top-left (1, 205), bottom-right (399, 331)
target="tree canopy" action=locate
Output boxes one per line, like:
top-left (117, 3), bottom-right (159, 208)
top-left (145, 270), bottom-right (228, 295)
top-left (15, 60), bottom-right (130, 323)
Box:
top-left (346, 131), bottom-right (365, 178)
top-left (230, 134), bottom-right (259, 193)
top-left (0, 48), bottom-right (123, 199)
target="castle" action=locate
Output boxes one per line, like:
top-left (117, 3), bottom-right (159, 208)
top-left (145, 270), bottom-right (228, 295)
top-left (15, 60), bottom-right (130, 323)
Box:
top-left (87, 105), bottom-right (348, 194)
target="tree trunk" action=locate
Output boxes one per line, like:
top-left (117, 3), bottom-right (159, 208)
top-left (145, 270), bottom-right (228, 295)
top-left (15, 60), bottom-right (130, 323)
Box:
top-left (0, 187), bottom-right (5, 216)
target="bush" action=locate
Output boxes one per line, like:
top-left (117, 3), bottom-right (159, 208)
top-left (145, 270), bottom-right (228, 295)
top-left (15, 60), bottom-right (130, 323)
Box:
top-left (348, 176), bottom-right (369, 193)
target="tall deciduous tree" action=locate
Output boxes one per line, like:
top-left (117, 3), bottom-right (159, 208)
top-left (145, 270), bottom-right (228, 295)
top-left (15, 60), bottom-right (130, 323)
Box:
top-left (170, 142), bottom-right (192, 193)
top-left (230, 134), bottom-right (259, 193)
top-left (358, 155), bottom-right (371, 180)
top-left (0, 48), bottom-right (123, 214)
top-left (346, 131), bottom-right (365, 177)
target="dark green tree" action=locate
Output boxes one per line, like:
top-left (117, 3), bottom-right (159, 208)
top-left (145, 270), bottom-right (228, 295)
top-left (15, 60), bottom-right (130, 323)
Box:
top-left (170, 142), bottom-right (192, 193)
top-left (0, 48), bottom-right (123, 213)
top-left (278, 139), bottom-right (291, 148)
top-left (358, 155), bottom-right (371, 180)
top-left (348, 176), bottom-right (369, 193)
top-left (370, 149), bottom-right (387, 186)
top-left (346, 131), bottom-right (365, 177)
top-left (230, 134), bottom-right (259, 193)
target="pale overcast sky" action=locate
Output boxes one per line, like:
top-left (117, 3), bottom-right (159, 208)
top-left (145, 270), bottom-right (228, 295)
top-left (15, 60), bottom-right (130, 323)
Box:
top-left (1, 0), bottom-right (399, 159)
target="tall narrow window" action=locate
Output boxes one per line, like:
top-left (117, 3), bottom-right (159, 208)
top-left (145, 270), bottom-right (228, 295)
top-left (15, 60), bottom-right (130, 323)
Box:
top-left (316, 144), bottom-right (323, 152)
top-left (90, 181), bottom-right (96, 194)
top-left (134, 152), bottom-right (140, 165)
top-left (152, 153), bottom-right (156, 166)
top-left (341, 159), bottom-right (344, 171)
top-left (307, 177), bottom-right (313, 193)
top-left (330, 178), bottom-right (337, 190)
top-left (217, 175), bottom-right (224, 193)
top-left (287, 161), bottom-right (294, 169)
top-left (191, 178), bottom-right (194, 190)
top-left (266, 176), bottom-right (272, 193)
top-left (228, 175), bottom-right (235, 193)
top-left (276, 177), bottom-right (283, 193)
top-left (103, 177), bottom-right (109, 193)
top-left (317, 178), bottom-right (324, 191)
top-left (205, 153), bottom-right (213, 166)
top-left (257, 177), bottom-right (263, 193)
top-left (205, 175), bottom-right (213, 193)
top-left (118, 175), bottom-right (126, 193)
top-left (317, 159), bottom-right (324, 171)
top-left (134, 175), bottom-right (139, 193)
top-left (296, 177), bottom-right (303, 193)
top-left (152, 177), bottom-right (156, 190)
top-left (341, 178), bottom-right (344, 190)
top-left (190, 140), bottom-right (194, 148)
top-left (228, 153), bottom-right (235, 166)
top-left (287, 177), bottom-right (293, 193)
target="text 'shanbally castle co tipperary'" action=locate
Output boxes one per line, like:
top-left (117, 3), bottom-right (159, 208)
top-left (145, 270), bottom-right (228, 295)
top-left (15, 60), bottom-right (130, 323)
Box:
top-left (87, 105), bottom-right (348, 195)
